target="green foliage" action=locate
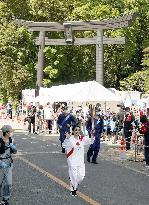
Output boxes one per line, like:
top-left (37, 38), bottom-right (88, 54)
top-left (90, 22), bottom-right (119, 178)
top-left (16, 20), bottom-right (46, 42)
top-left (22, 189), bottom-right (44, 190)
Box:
top-left (44, 45), bottom-right (96, 86)
top-left (142, 47), bottom-right (149, 67)
top-left (120, 69), bottom-right (149, 93)
top-left (0, 0), bottom-right (149, 103)
top-left (0, 2), bottom-right (37, 102)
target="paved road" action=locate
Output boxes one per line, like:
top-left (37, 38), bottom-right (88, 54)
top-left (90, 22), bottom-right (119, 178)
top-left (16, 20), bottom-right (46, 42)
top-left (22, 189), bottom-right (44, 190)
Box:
top-left (8, 131), bottom-right (149, 205)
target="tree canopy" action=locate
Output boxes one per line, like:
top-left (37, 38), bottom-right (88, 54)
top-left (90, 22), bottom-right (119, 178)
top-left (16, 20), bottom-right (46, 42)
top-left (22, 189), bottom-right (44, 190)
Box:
top-left (0, 0), bottom-right (149, 102)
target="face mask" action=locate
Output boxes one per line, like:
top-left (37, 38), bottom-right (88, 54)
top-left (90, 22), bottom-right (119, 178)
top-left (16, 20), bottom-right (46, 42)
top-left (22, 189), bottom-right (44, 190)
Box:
top-left (10, 132), bottom-right (13, 138)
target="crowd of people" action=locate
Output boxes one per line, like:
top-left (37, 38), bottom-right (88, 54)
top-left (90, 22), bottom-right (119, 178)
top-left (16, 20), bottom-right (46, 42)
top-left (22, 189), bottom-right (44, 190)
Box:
top-left (0, 102), bottom-right (22, 120)
top-left (0, 101), bottom-right (149, 200)
top-left (23, 102), bottom-right (149, 165)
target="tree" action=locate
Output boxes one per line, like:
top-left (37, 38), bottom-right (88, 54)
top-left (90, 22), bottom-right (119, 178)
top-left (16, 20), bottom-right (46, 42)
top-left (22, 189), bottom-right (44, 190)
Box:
top-left (120, 70), bottom-right (148, 92)
top-left (142, 47), bottom-right (149, 67)
top-left (0, 0), bottom-right (149, 103)
top-left (0, 2), bottom-right (37, 102)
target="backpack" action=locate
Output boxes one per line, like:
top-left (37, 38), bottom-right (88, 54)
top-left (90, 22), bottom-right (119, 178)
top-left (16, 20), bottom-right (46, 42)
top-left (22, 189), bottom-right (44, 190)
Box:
top-left (0, 138), bottom-right (5, 154)
top-left (0, 137), bottom-right (13, 154)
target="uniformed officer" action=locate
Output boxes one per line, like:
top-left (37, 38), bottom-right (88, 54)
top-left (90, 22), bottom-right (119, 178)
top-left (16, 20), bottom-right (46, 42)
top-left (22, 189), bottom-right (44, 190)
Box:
top-left (87, 114), bottom-right (104, 164)
top-left (85, 113), bottom-right (92, 138)
top-left (57, 107), bottom-right (77, 153)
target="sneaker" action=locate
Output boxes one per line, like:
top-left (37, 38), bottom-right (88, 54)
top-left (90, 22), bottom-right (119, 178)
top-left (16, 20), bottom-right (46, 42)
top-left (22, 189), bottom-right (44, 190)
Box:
top-left (87, 152), bottom-right (90, 162)
top-left (87, 156), bottom-right (90, 163)
top-left (2, 199), bottom-right (9, 205)
top-left (62, 148), bottom-right (65, 153)
top-left (0, 201), bottom-right (9, 205)
top-left (70, 190), bottom-right (77, 196)
top-left (92, 161), bottom-right (98, 164)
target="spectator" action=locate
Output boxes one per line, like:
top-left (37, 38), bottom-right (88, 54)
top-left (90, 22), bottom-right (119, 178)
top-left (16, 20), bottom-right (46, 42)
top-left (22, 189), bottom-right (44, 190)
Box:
top-left (0, 125), bottom-right (17, 205)
top-left (140, 115), bottom-right (149, 169)
top-left (6, 102), bottom-right (12, 119)
top-left (123, 107), bottom-right (135, 150)
top-left (37, 105), bottom-right (44, 133)
top-left (27, 105), bottom-right (36, 134)
top-left (44, 103), bottom-right (53, 134)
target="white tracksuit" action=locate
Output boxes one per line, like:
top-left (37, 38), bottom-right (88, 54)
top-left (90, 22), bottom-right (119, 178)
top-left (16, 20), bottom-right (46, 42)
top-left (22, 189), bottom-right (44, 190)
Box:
top-left (62, 135), bottom-right (91, 191)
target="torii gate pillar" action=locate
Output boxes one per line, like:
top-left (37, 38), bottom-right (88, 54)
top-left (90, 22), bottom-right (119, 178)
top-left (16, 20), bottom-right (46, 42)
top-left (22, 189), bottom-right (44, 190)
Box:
top-left (36, 31), bottom-right (45, 96)
top-left (15, 13), bottom-right (137, 93)
top-left (96, 30), bottom-right (104, 85)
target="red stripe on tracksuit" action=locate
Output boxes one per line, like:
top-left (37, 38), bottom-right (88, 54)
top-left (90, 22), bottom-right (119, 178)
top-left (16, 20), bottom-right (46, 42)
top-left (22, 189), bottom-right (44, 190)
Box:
top-left (67, 136), bottom-right (84, 158)
top-left (79, 135), bottom-right (84, 141)
top-left (67, 147), bottom-right (74, 158)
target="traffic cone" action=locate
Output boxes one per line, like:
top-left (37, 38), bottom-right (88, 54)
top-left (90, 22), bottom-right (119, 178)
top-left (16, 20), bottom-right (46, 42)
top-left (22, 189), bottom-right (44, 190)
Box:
top-left (119, 137), bottom-right (126, 160)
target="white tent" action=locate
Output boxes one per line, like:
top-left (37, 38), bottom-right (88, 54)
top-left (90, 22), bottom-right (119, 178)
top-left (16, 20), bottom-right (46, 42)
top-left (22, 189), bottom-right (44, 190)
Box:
top-left (45, 81), bottom-right (121, 103)
top-left (70, 81), bottom-right (121, 102)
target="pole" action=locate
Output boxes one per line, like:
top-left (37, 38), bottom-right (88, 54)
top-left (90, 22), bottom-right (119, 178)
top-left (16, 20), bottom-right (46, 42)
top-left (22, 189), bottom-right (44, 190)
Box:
top-left (96, 29), bottom-right (104, 85)
top-left (36, 31), bottom-right (45, 97)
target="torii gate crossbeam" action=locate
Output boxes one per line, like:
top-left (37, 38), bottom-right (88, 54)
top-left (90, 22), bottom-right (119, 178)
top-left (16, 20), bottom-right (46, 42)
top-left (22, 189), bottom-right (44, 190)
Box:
top-left (15, 13), bottom-right (137, 96)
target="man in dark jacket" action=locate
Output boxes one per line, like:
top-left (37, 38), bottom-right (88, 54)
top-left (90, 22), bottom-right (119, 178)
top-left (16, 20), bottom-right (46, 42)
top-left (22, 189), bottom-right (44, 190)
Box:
top-left (85, 113), bottom-right (92, 138)
top-left (57, 107), bottom-right (77, 153)
top-left (123, 107), bottom-right (135, 150)
top-left (87, 114), bottom-right (104, 164)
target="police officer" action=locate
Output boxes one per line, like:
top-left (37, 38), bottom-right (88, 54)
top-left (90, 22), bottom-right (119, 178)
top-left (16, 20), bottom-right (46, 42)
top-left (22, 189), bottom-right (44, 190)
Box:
top-left (85, 112), bottom-right (92, 138)
top-left (57, 107), bottom-right (77, 153)
top-left (87, 114), bottom-right (104, 164)
top-left (0, 125), bottom-right (17, 205)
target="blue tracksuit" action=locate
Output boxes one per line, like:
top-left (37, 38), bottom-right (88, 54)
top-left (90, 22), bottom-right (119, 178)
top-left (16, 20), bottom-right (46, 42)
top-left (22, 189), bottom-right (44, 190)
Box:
top-left (57, 113), bottom-right (76, 144)
top-left (91, 118), bottom-right (103, 150)
top-left (87, 117), bottom-right (103, 163)
top-left (86, 114), bottom-right (92, 137)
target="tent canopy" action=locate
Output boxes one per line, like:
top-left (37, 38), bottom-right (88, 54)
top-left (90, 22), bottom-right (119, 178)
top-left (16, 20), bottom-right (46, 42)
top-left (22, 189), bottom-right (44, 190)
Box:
top-left (39, 81), bottom-right (121, 103)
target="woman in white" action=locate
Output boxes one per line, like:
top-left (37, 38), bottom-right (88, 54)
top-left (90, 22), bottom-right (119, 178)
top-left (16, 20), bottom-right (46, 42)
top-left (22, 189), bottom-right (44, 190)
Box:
top-left (62, 125), bottom-right (91, 196)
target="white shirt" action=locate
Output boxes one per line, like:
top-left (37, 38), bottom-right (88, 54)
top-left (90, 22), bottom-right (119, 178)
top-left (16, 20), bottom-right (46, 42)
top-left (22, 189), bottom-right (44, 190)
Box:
top-left (44, 107), bottom-right (53, 120)
top-left (62, 135), bottom-right (91, 166)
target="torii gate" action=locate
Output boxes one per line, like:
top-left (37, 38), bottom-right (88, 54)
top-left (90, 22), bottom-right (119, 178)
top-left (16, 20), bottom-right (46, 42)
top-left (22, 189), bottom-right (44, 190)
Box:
top-left (16, 13), bottom-right (137, 95)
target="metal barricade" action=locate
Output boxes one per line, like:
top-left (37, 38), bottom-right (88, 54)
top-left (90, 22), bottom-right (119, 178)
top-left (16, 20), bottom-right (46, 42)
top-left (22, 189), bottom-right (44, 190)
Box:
top-left (134, 134), bottom-right (144, 162)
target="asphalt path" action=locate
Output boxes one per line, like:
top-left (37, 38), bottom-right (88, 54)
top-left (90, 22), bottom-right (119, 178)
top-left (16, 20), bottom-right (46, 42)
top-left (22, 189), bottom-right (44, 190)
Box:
top-left (9, 132), bottom-right (149, 205)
